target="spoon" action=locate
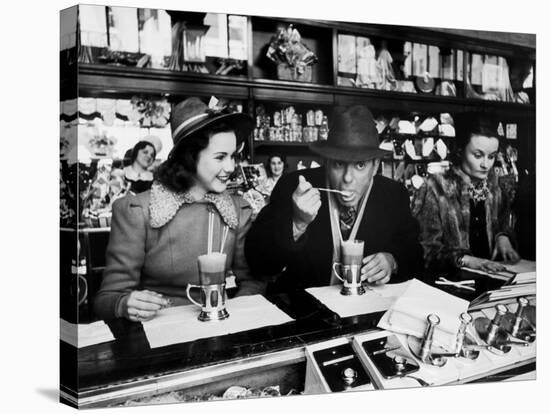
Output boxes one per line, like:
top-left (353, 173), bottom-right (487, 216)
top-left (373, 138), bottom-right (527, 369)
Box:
top-left (316, 188), bottom-right (352, 197)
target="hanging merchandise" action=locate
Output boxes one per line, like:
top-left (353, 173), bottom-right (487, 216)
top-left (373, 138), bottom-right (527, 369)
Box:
top-left (404, 139), bottom-right (421, 160)
top-left (78, 97), bottom-right (100, 124)
top-left (138, 9), bottom-right (172, 68)
top-left (376, 43), bottom-right (396, 91)
top-left (434, 139), bottom-right (448, 160)
top-left (438, 113), bottom-right (455, 137)
top-left (356, 37), bottom-right (378, 87)
top-left (96, 99), bottom-right (116, 127)
top-left (421, 137), bottom-right (435, 158)
top-left (397, 120), bottom-right (416, 135)
top-left (418, 117), bottom-right (438, 133)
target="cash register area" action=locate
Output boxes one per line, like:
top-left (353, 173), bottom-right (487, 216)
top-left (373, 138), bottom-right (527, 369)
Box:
top-left (60, 259), bottom-right (536, 408)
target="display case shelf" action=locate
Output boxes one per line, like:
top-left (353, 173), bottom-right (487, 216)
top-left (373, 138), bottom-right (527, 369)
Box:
top-left (254, 141), bottom-right (312, 149)
top-left (77, 64), bottom-right (535, 116)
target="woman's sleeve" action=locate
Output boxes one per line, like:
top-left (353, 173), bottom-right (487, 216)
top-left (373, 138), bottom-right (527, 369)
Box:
top-left (232, 199), bottom-right (267, 297)
top-left (495, 175), bottom-right (517, 244)
top-left (413, 181), bottom-right (467, 272)
top-left (93, 196), bottom-right (147, 319)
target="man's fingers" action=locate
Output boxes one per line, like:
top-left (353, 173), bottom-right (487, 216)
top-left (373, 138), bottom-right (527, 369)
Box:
top-left (367, 269), bottom-right (387, 283)
top-left (296, 175), bottom-right (312, 194)
top-left (491, 247), bottom-right (498, 260)
top-left (362, 254), bottom-right (377, 266)
top-left (362, 255), bottom-right (380, 274)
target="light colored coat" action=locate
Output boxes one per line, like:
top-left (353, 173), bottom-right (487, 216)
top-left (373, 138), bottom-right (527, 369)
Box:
top-left (94, 183), bottom-right (263, 320)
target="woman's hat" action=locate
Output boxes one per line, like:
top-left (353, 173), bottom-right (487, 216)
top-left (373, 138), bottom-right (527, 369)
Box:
top-left (169, 97), bottom-right (254, 157)
top-left (309, 105), bottom-right (391, 162)
top-left (142, 134), bottom-right (163, 154)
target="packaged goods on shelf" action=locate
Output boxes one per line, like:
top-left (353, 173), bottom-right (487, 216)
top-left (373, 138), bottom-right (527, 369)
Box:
top-left (253, 106), bottom-right (328, 144)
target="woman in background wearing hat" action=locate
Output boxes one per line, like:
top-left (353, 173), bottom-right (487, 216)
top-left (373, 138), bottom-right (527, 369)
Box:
top-left (245, 104), bottom-right (423, 293)
top-left (123, 140), bottom-right (156, 194)
top-left (413, 112), bottom-right (520, 274)
top-left (94, 97), bottom-right (264, 321)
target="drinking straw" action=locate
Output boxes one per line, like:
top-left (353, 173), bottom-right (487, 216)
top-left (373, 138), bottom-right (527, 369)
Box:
top-left (220, 225), bottom-right (229, 254)
top-left (207, 211), bottom-right (214, 254)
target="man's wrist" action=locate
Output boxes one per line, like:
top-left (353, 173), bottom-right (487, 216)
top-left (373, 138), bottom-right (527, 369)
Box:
top-left (292, 220), bottom-right (308, 241)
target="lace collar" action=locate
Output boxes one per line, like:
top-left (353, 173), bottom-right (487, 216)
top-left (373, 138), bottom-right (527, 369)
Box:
top-left (453, 166), bottom-right (490, 203)
top-left (149, 182), bottom-right (238, 229)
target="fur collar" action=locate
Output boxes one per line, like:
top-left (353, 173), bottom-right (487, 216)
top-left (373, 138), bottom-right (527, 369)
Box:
top-left (149, 182), bottom-right (238, 229)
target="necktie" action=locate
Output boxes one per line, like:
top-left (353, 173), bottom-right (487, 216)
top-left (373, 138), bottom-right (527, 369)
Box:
top-left (339, 207), bottom-right (356, 239)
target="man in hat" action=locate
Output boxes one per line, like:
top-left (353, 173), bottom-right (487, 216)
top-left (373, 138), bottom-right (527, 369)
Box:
top-left (245, 105), bottom-right (423, 292)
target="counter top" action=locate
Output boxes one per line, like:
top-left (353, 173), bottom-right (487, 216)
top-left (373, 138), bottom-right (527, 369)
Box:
top-left (61, 272), bottom-right (535, 407)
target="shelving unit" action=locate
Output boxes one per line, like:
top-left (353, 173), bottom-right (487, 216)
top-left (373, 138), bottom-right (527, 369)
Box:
top-left (66, 11), bottom-right (535, 176)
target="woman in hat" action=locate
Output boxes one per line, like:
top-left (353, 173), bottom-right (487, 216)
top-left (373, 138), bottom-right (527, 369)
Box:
top-left (94, 97), bottom-right (263, 321)
top-left (123, 140), bottom-right (156, 194)
top-left (413, 112), bottom-right (520, 274)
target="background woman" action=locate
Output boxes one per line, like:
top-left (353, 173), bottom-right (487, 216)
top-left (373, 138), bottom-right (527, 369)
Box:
top-left (123, 140), bottom-right (156, 194)
top-left (94, 97), bottom-right (263, 321)
top-left (261, 153), bottom-right (286, 197)
top-left (413, 112), bottom-right (520, 274)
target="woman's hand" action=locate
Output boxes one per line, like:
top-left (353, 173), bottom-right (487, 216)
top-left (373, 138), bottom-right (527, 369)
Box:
top-left (124, 290), bottom-right (171, 322)
top-left (361, 252), bottom-right (397, 285)
top-left (492, 235), bottom-right (521, 264)
top-left (463, 255), bottom-right (507, 273)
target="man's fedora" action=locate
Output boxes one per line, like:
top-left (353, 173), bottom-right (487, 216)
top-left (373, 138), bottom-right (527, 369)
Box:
top-left (309, 105), bottom-right (391, 162)
top-left (169, 97), bottom-right (254, 158)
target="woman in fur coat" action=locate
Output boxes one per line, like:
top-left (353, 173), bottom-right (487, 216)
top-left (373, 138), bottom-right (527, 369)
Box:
top-left (412, 112), bottom-right (520, 274)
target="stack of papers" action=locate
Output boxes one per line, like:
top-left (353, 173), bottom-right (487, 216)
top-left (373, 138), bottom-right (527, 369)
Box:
top-left (60, 319), bottom-right (115, 348)
top-left (469, 283), bottom-right (536, 311)
top-left (141, 295), bottom-right (293, 349)
top-left (377, 279), bottom-right (469, 351)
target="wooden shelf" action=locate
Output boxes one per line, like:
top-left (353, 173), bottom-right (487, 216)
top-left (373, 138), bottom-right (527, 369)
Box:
top-left (254, 141), bottom-right (312, 149)
top-left (77, 64), bottom-right (534, 116)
